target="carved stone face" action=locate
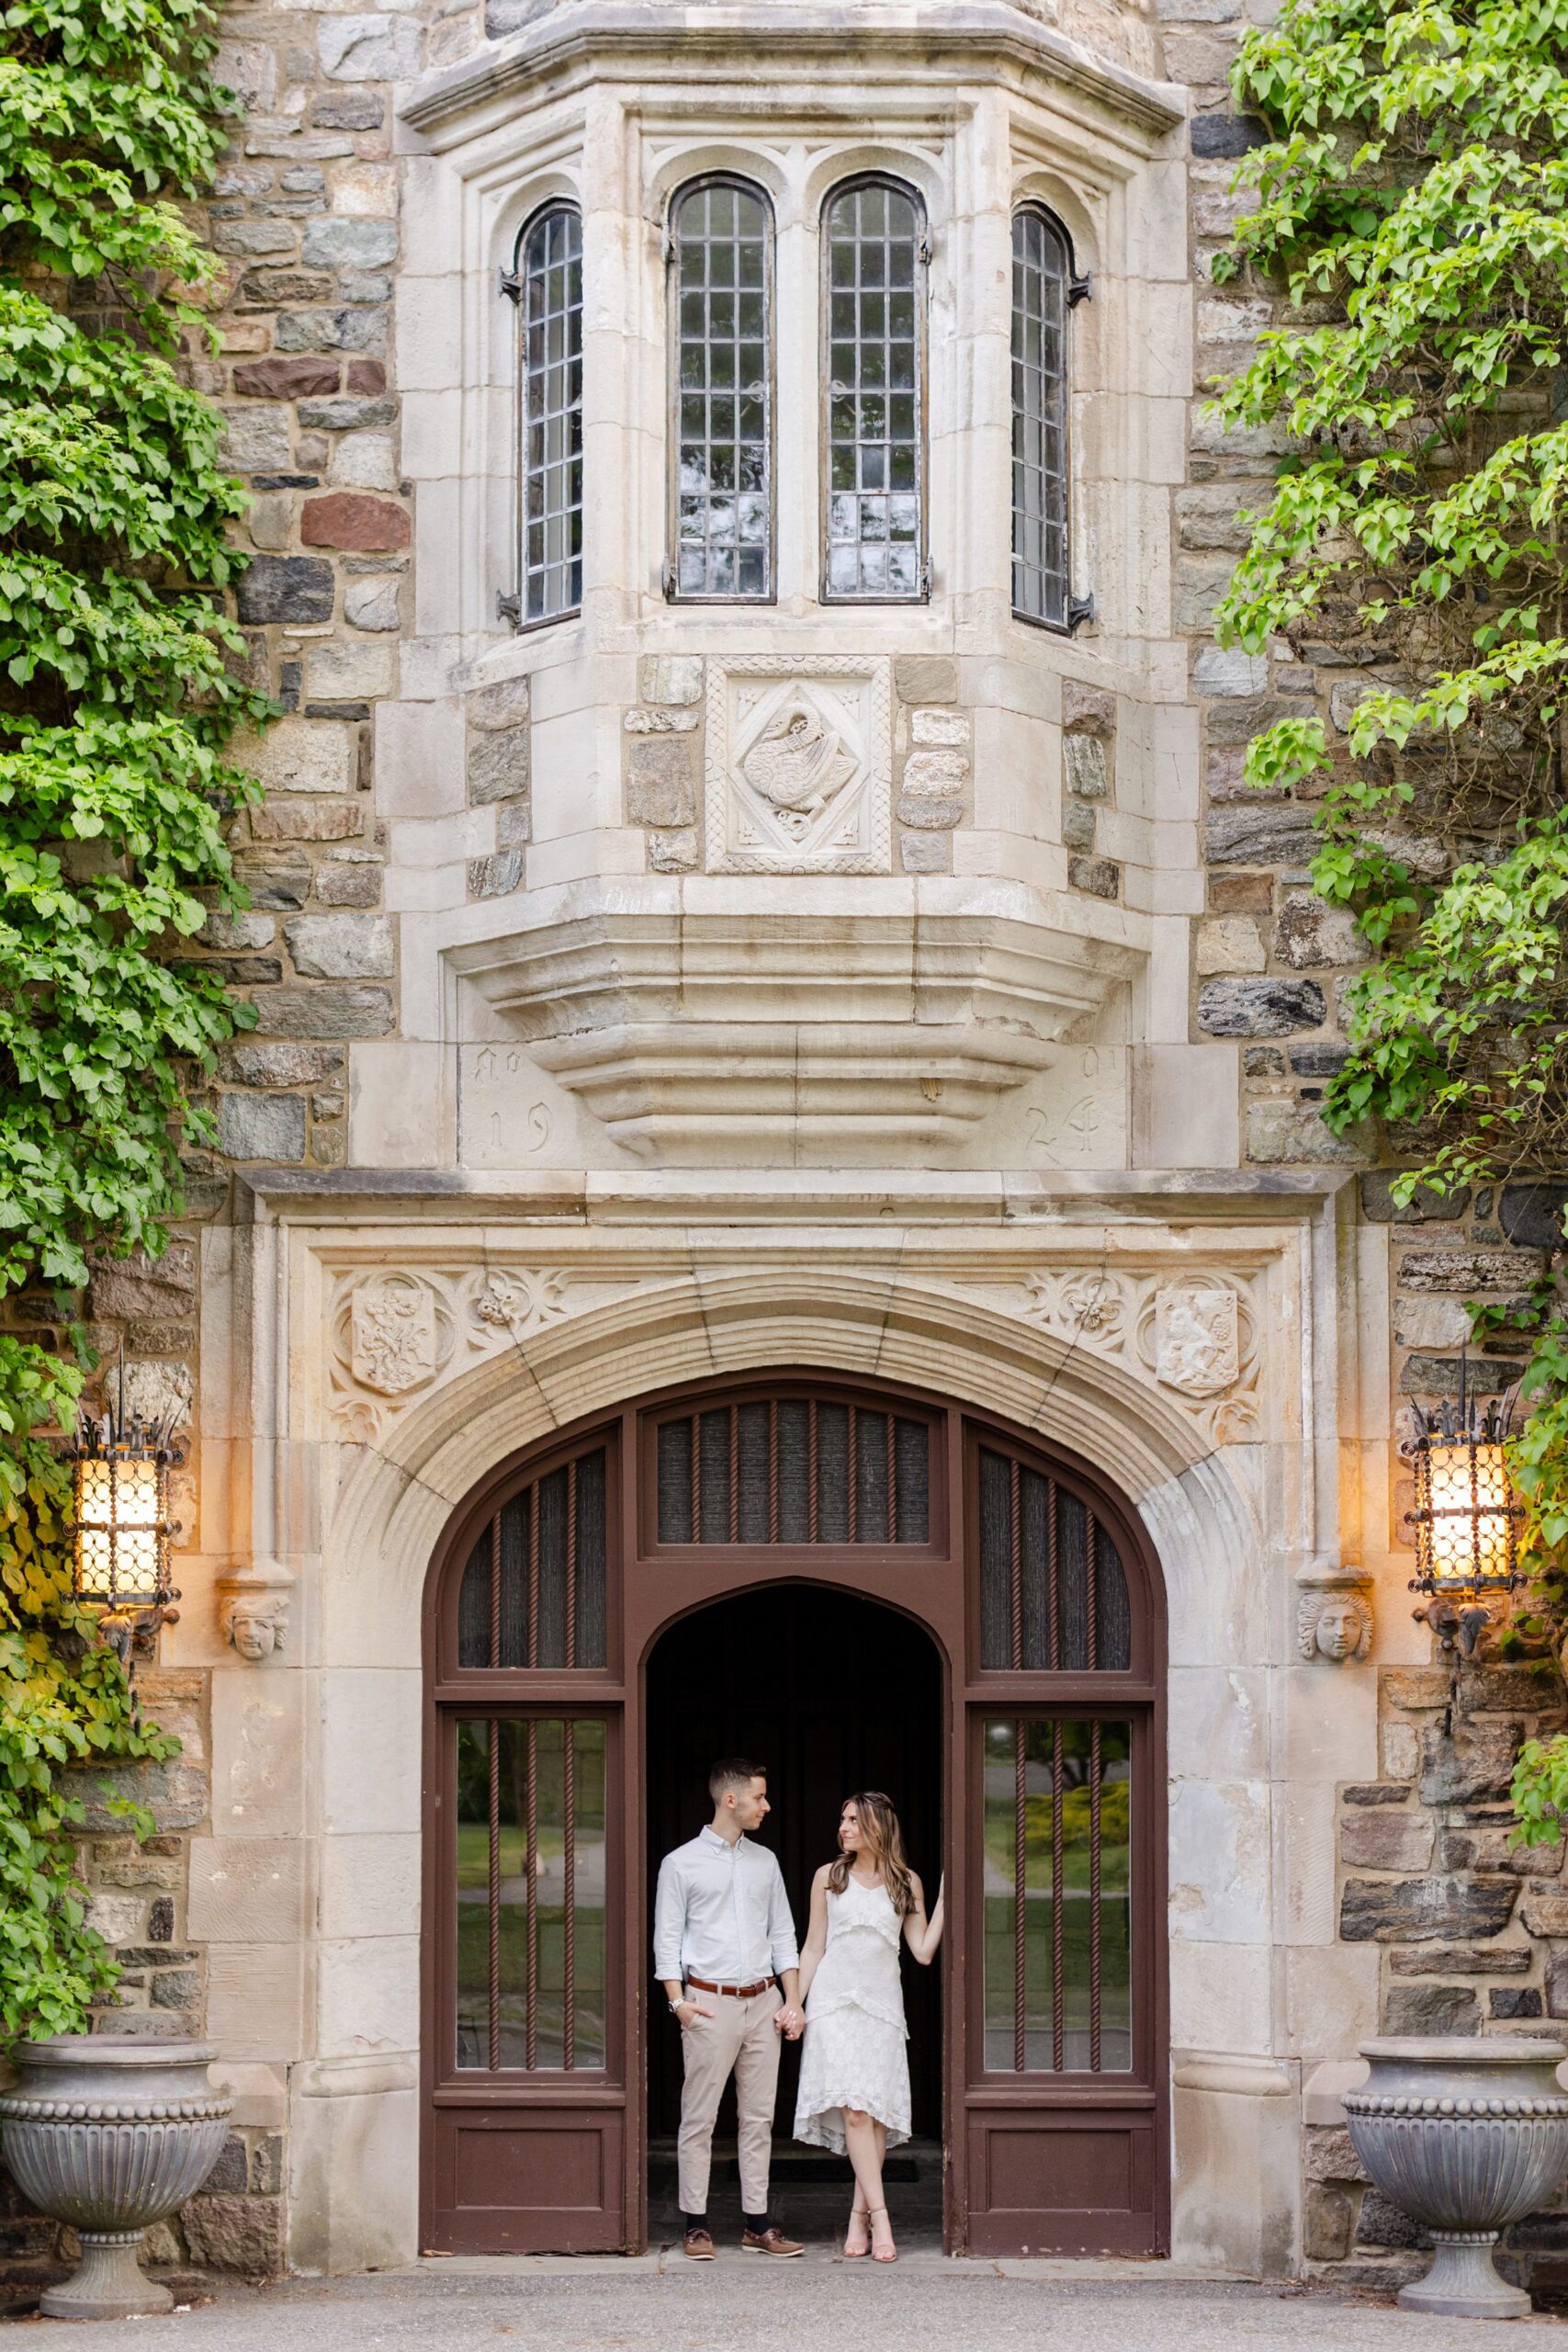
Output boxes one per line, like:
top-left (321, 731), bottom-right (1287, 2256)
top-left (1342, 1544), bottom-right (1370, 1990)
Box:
top-left (1316, 1598), bottom-right (1363, 1660)
top-left (223, 1597), bottom-right (287, 1662)
top-left (1298, 1591), bottom-right (1370, 1663)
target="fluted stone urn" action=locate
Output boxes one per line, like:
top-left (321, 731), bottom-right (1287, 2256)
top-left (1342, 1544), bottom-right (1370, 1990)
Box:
top-left (0, 2038), bottom-right (233, 2319)
top-left (1345, 2037), bottom-right (1568, 2320)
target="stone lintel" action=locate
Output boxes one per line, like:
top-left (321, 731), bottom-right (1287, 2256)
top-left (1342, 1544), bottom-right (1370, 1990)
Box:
top-left (238, 1164), bottom-right (1352, 1227)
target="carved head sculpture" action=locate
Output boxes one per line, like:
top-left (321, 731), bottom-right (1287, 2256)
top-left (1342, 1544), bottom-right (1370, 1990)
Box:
top-left (1297, 1589), bottom-right (1371, 1664)
top-left (218, 1575), bottom-right (291, 1662)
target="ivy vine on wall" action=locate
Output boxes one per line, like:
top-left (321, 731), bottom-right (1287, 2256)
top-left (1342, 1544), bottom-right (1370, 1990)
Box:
top-left (1212, 0), bottom-right (1568, 1829)
top-left (0, 0), bottom-right (264, 2041)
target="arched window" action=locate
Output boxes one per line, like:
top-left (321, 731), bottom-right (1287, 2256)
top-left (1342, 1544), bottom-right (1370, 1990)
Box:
top-left (821, 175), bottom-right (927, 602)
top-left (668, 177), bottom-right (774, 601)
top-left (1010, 205), bottom-right (1089, 631)
top-left (503, 201), bottom-right (583, 629)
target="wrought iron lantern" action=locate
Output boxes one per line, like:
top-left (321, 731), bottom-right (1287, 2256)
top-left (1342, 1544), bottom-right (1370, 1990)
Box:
top-left (1406, 1385), bottom-right (1523, 1657)
top-left (72, 1392), bottom-right (182, 1661)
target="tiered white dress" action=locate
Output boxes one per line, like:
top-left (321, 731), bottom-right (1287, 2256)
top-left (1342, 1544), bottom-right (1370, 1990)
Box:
top-left (793, 1875), bottom-right (911, 2154)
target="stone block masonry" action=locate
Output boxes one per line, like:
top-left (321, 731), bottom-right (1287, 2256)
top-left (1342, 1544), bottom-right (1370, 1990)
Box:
top-left (0, 0), bottom-right (1553, 2298)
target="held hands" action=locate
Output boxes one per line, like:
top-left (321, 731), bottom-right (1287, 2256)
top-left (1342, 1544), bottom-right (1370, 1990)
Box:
top-left (774, 2003), bottom-right (805, 2040)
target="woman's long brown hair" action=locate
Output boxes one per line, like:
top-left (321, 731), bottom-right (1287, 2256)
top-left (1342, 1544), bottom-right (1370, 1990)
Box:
top-left (827, 1790), bottom-right (917, 1917)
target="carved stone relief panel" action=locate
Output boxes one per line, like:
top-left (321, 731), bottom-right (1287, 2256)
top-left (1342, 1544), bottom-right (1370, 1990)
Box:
top-left (321, 1248), bottom-right (1275, 1458)
top-left (705, 656), bottom-right (891, 874)
top-left (1149, 1283), bottom-right (1239, 1398)
top-left (999, 1264), bottom-right (1266, 1448)
top-left (325, 1262), bottom-right (642, 1446)
top-left (347, 1273), bottom-right (445, 1396)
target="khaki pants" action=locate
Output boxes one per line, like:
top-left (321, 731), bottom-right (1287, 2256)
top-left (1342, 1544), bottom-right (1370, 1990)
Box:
top-left (677, 1983), bottom-right (783, 2216)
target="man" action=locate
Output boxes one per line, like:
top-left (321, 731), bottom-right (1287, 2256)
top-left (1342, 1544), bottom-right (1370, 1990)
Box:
top-left (654, 1758), bottom-right (806, 2259)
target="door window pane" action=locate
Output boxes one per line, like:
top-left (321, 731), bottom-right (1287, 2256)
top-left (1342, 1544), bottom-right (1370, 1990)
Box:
top-left (822, 179), bottom-right (925, 600)
top-left (671, 180), bottom-right (773, 598)
top-left (516, 204), bottom-right (583, 624)
top-left (655, 1396), bottom-right (929, 1544)
top-left (977, 1447), bottom-right (1131, 1670)
top-left (457, 1448), bottom-right (607, 1669)
top-left (1011, 207), bottom-right (1072, 628)
top-left (455, 1716), bottom-right (608, 2070)
top-left (983, 1716), bottom-right (1132, 2073)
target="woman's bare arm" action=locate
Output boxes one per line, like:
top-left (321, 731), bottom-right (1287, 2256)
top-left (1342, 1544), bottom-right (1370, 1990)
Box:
top-left (796, 1865), bottom-right (832, 2004)
top-left (903, 1870), bottom-right (945, 1965)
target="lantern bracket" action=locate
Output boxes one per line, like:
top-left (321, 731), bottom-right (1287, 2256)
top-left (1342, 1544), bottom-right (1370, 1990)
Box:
top-left (1413, 1595), bottom-right (1491, 1658)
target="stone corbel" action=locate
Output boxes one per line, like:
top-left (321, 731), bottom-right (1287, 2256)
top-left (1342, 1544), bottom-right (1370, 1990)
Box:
top-left (1295, 1564), bottom-right (1373, 1665)
top-left (216, 1561), bottom-right (294, 1665)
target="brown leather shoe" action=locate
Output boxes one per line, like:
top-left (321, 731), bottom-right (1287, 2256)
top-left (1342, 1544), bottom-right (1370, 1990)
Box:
top-left (741, 2225), bottom-right (804, 2257)
top-left (682, 2224), bottom-right (716, 2260)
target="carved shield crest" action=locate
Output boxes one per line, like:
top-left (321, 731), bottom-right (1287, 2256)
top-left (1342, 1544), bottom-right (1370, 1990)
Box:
top-left (1152, 1284), bottom-right (1239, 1397)
top-left (350, 1273), bottom-right (437, 1396)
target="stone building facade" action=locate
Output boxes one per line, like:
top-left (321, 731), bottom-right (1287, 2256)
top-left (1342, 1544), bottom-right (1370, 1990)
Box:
top-left (17, 0), bottom-right (1568, 2298)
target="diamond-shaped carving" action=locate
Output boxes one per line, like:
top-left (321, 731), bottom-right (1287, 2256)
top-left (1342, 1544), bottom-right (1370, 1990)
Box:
top-left (705, 657), bottom-right (890, 873)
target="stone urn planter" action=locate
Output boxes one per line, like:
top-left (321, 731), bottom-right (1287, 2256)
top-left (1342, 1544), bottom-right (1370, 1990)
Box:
top-left (1345, 2037), bottom-right (1568, 2320)
top-left (0, 2038), bottom-right (233, 2319)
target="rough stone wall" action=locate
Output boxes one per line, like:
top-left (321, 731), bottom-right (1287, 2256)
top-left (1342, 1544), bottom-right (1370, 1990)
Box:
top-left (0, 4), bottom-right (461, 2297)
top-left (1179, 0), bottom-right (1568, 2294)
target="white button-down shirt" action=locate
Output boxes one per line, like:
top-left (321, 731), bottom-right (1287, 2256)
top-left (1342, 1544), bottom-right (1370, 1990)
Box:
top-left (654, 1825), bottom-right (799, 1985)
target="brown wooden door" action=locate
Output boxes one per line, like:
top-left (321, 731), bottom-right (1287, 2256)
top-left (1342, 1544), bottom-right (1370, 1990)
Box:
top-left (956, 1428), bottom-right (1168, 2256)
top-left (422, 1431), bottom-right (630, 2253)
top-left (421, 1376), bottom-right (1167, 2258)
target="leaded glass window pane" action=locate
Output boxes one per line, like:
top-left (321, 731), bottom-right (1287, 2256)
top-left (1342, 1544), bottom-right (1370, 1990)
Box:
top-left (671, 180), bottom-right (773, 600)
top-left (517, 204), bottom-right (583, 625)
top-left (1011, 207), bottom-right (1071, 628)
top-left (822, 179), bottom-right (925, 602)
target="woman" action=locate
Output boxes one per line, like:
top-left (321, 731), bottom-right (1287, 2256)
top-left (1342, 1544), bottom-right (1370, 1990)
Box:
top-left (793, 1791), bottom-right (944, 2263)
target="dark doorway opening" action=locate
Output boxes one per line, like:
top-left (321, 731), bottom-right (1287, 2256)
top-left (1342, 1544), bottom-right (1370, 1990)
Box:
top-left (645, 1584), bottom-right (943, 2241)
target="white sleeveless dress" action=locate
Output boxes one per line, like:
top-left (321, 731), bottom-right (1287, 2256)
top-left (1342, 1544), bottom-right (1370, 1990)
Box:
top-left (793, 1875), bottom-right (911, 2153)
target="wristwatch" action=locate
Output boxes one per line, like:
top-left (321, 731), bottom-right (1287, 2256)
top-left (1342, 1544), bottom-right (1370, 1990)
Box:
top-left (669, 1997), bottom-right (686, 2017)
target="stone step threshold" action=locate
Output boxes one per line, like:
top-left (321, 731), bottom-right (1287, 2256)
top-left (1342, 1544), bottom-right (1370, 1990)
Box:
top-left (414, 2251), bottom-right (1250, 2280)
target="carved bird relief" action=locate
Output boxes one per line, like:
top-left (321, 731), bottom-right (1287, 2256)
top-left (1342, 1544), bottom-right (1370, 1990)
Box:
top-left (739, 703), bottom-right (858, 816)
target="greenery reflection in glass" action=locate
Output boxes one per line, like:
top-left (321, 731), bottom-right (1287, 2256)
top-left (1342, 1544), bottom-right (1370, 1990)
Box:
top-left (982, 1716), bottom-right (1131, 2072)
top-left (455, 1717), bottom-right (607, 2070)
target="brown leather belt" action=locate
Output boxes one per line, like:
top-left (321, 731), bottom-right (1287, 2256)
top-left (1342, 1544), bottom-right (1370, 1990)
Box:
top-left (685, 1974), bottom-right (774, 1999)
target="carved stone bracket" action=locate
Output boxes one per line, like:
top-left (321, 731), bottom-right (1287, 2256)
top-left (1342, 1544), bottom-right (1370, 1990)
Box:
top-left (217, 1560), bottom-right (295, 1664)
top-left (1295, 1563), bottom-right (1373, 1664)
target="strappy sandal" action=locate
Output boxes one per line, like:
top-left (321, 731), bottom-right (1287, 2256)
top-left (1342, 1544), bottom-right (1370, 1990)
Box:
top-left (843, 2200), bottom-right (871, 2258)
top-left (869, 2205), bottom-right (897, 2263)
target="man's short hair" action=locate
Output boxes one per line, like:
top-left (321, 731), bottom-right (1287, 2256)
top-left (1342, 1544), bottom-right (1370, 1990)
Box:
top-left (709, 1757), bottom-right (764, 1804)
